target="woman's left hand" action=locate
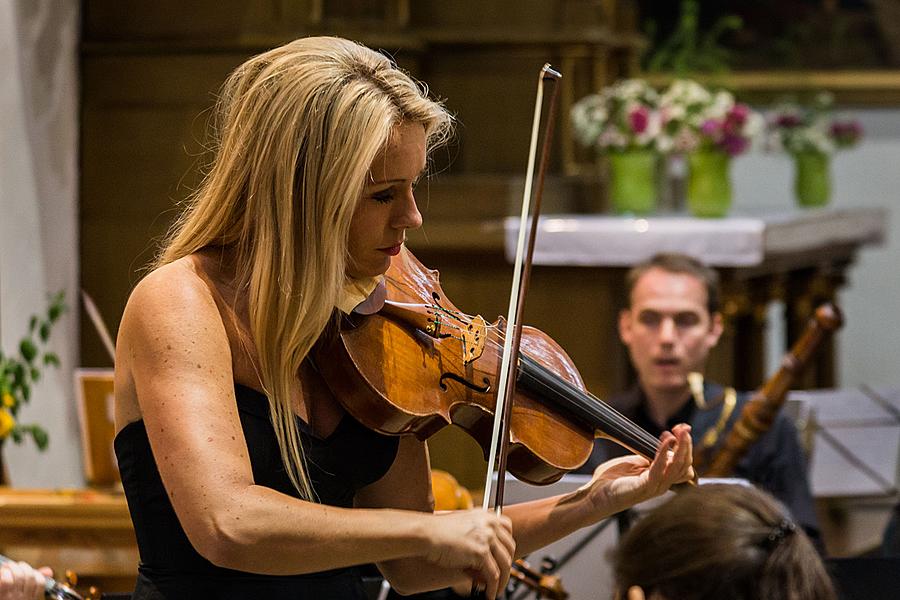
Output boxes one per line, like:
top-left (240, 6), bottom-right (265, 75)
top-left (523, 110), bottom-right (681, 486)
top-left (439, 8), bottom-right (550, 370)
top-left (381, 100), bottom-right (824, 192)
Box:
top-left (0, 561), bottom-right (52, 600)
top-left (585, 423), bottom-right (694, 515)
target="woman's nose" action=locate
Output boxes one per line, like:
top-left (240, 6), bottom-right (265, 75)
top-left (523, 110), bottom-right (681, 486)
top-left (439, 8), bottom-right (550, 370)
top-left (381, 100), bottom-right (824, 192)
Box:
top-left (393, 190), bottom-right (422, 230)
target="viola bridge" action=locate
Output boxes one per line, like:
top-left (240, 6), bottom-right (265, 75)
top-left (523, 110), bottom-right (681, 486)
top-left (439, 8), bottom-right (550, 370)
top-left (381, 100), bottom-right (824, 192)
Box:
top-left (459, 314), bottom-right (487, 364)
top-left (379, 299), bottom-right (487, 364)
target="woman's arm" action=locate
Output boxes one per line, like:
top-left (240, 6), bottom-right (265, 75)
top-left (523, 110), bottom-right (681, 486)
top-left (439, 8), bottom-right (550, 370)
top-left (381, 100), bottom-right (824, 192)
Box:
top-left (504, 424), bottom-right (693, 556)
top-left (354, 436), bottom-right (514, 596)
top-left (115, 263), bottom-right (512, 596)
top-left (356, 424), bottom-right (692, 593)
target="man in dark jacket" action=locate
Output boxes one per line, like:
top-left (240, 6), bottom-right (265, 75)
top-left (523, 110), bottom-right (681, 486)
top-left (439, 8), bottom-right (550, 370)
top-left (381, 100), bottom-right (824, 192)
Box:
top-left (578, 253), bottom-right (821, 544)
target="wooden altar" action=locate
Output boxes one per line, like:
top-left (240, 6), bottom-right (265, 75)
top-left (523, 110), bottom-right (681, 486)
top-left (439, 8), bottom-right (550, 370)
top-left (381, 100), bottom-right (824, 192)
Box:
top-left (0, 488), bottom-right (137, 594)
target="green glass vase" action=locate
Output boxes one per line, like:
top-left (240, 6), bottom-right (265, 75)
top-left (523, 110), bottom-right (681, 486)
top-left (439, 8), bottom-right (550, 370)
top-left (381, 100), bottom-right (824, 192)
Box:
top-left (794, 151), bottom-right (831, 208)
top-left (608, 149), bottom-right (658, 215)
top-left (687, 150), bottom-right (732, 218)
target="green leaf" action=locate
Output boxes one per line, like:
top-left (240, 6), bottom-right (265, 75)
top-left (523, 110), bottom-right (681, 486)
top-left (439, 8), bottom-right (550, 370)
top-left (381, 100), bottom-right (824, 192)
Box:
top-left (20, 339), bottom-right (37, 363)
top-left (21, 384), bottom-right (30, 401)
top-left (30, 368), bottom-right (40, 382)
top-left (11, 428), bottom-right (22, 443)
top-left (43, 354), bottom-right (60, 367)
top-left (30, 426), bottom-right (49, 450)
top-left (48, 292), bottom-right (66, 322)
top-left (39, 322), bottom-right (50, 343)
top-left (29, 316), bottom-right (38, 333)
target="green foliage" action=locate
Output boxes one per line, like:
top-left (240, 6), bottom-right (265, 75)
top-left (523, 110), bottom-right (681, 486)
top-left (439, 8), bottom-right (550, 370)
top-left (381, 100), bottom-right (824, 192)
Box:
top-left (0, 291), bottom-right (66, 451)
top-left (643, 0), bottom-right (743, 76)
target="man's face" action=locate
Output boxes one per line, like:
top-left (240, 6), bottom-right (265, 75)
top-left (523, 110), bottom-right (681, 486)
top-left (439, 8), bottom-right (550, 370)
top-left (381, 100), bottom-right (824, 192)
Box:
top-left (619, 267), bottom-right (723, 398)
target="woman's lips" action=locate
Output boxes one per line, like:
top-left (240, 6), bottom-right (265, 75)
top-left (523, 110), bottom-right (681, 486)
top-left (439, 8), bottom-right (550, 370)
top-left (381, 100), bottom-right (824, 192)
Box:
top-left (379, 244), bottom-right (402, 256)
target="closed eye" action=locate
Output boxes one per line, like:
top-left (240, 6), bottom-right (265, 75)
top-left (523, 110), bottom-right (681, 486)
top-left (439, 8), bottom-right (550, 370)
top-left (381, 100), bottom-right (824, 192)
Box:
top-left (371, 189), bottom-right (395, 204)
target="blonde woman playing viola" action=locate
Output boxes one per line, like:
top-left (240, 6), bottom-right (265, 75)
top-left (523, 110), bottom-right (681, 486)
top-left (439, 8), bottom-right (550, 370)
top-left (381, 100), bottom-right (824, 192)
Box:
top-left (114, 36), bottom-right (694, 600)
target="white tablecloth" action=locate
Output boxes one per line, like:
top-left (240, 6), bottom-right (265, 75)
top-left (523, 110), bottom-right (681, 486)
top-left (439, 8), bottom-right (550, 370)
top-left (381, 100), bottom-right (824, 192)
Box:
top-left (503, 208), bottom-right (887, 267)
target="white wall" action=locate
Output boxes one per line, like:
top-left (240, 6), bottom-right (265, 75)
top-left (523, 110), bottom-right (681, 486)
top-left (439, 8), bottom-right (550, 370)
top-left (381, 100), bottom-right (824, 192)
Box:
top-left (0, 0), bottom-right (81, 487)
top-left (732, 109), bottom-right (900, 388)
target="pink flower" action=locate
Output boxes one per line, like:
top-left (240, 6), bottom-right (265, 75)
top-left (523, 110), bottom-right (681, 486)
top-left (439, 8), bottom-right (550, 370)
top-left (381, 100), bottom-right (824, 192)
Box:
top-left (722, 134), bottom-right (749, 156)
top-left (727, 104), bottom-right (749, 127)
top-left (628, 106), bottom-right (650, 134)
top-left (776, 114), bottom-right (802, 128)
top-left (700, 119), bottom-right (723, 142)
top-left (830, 120), bottom-right (863, 147)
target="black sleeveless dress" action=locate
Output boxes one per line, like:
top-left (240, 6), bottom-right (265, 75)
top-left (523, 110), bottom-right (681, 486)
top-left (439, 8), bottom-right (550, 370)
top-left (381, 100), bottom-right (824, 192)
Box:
top-left (114, 383), bottom-right (400, 600)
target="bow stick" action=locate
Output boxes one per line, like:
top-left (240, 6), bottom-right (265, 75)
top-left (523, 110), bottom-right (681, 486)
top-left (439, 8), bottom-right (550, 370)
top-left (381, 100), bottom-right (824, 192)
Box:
top-left (481, 64), bottom-right (562, 513)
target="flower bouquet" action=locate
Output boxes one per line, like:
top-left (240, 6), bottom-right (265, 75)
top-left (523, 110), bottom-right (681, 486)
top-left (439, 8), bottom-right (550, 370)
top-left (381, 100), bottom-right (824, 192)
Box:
top-left (766, 93), bottom-right (863, 155)
top-left (571, 79), bottom-right (662, 152)
top-left (658, 79), bottom-right (763, 156)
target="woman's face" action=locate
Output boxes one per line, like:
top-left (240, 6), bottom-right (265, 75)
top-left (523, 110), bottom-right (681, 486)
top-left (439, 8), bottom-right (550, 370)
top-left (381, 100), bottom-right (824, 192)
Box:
top-left (347, 121), bottom-right (426, 279)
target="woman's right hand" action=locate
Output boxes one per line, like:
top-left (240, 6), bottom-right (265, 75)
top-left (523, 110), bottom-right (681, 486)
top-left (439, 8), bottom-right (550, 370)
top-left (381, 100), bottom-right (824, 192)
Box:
top-left (424, 509), bottom-right (515, 599)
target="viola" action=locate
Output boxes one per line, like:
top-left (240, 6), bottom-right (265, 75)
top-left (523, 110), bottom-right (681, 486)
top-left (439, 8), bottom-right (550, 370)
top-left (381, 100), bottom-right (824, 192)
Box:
top-left (314, 246), bottom-right (662, 485)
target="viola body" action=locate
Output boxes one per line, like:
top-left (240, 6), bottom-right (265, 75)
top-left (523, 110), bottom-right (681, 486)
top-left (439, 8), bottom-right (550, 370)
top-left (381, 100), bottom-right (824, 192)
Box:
top-left (316, 248), bottom-right (656, 485)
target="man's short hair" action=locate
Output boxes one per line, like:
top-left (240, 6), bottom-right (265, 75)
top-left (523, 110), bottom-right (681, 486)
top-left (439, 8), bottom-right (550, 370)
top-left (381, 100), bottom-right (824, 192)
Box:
top-left (625, 253), bottom-right (721, 314)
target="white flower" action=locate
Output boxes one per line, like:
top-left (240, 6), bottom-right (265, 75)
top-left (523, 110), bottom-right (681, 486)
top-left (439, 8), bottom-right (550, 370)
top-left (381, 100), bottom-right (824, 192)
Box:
top-left (806, 127), bottom-right (835, 154)
top-left (661, 103), bottom-right (686, 123)
top-left (744, 111), bottom-right (765, 137)
top-left (706, 91), bottom-right (735, 120)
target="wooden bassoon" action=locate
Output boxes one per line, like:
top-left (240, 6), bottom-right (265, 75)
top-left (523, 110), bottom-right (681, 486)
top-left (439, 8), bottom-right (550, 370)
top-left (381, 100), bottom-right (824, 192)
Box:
top-left (698, 303), bottom-right (843, 477)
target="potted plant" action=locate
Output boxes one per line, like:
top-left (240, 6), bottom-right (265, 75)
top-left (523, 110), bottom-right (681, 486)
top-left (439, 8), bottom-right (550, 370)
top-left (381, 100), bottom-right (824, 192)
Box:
top-left (571, 79), bottom-right (663, 215)
top-left (658, 80), bottom-right (763, 217)
top-left (0, 292), bottom-right (65, 484)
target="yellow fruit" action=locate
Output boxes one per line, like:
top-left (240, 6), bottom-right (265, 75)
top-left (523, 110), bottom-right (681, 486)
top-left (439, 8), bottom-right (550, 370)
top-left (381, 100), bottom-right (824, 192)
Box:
top-left (0, 408), bottom-right (15, 439)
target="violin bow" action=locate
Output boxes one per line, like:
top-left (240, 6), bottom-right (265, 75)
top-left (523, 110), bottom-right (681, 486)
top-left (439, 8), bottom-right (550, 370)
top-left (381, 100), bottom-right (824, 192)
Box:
top-left (481, 64), bottom-right (562, 513)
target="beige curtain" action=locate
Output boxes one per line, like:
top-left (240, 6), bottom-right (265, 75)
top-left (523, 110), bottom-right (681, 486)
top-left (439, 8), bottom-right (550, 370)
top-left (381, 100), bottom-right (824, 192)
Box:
top-left (0, 0), bottom-right (81, 487)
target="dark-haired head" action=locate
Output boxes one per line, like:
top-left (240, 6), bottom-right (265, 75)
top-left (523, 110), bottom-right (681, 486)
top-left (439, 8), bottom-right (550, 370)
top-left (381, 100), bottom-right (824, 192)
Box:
top-left (626, 253), bottom-right (720, 315)
top-left (613, 484), bottom-right (836, 600)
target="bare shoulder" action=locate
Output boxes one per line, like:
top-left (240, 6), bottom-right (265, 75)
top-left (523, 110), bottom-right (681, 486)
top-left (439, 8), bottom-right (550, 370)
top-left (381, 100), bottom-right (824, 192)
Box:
top-left (124, 258), bottom-right (216, 317)
top-left (118, 258), bottom-right (225, 359)
top-left (115, 257), bottom-right (233, 428)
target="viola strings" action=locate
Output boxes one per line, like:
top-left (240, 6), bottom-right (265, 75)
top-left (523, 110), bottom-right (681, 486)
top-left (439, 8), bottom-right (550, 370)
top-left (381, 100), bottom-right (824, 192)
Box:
top-left (378, 297), bottom-right (665, 457)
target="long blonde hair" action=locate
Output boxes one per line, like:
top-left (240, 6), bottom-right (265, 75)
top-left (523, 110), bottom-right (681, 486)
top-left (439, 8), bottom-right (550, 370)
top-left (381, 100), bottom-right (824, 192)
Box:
top-left (157, 36), bottom-right (452, 500)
